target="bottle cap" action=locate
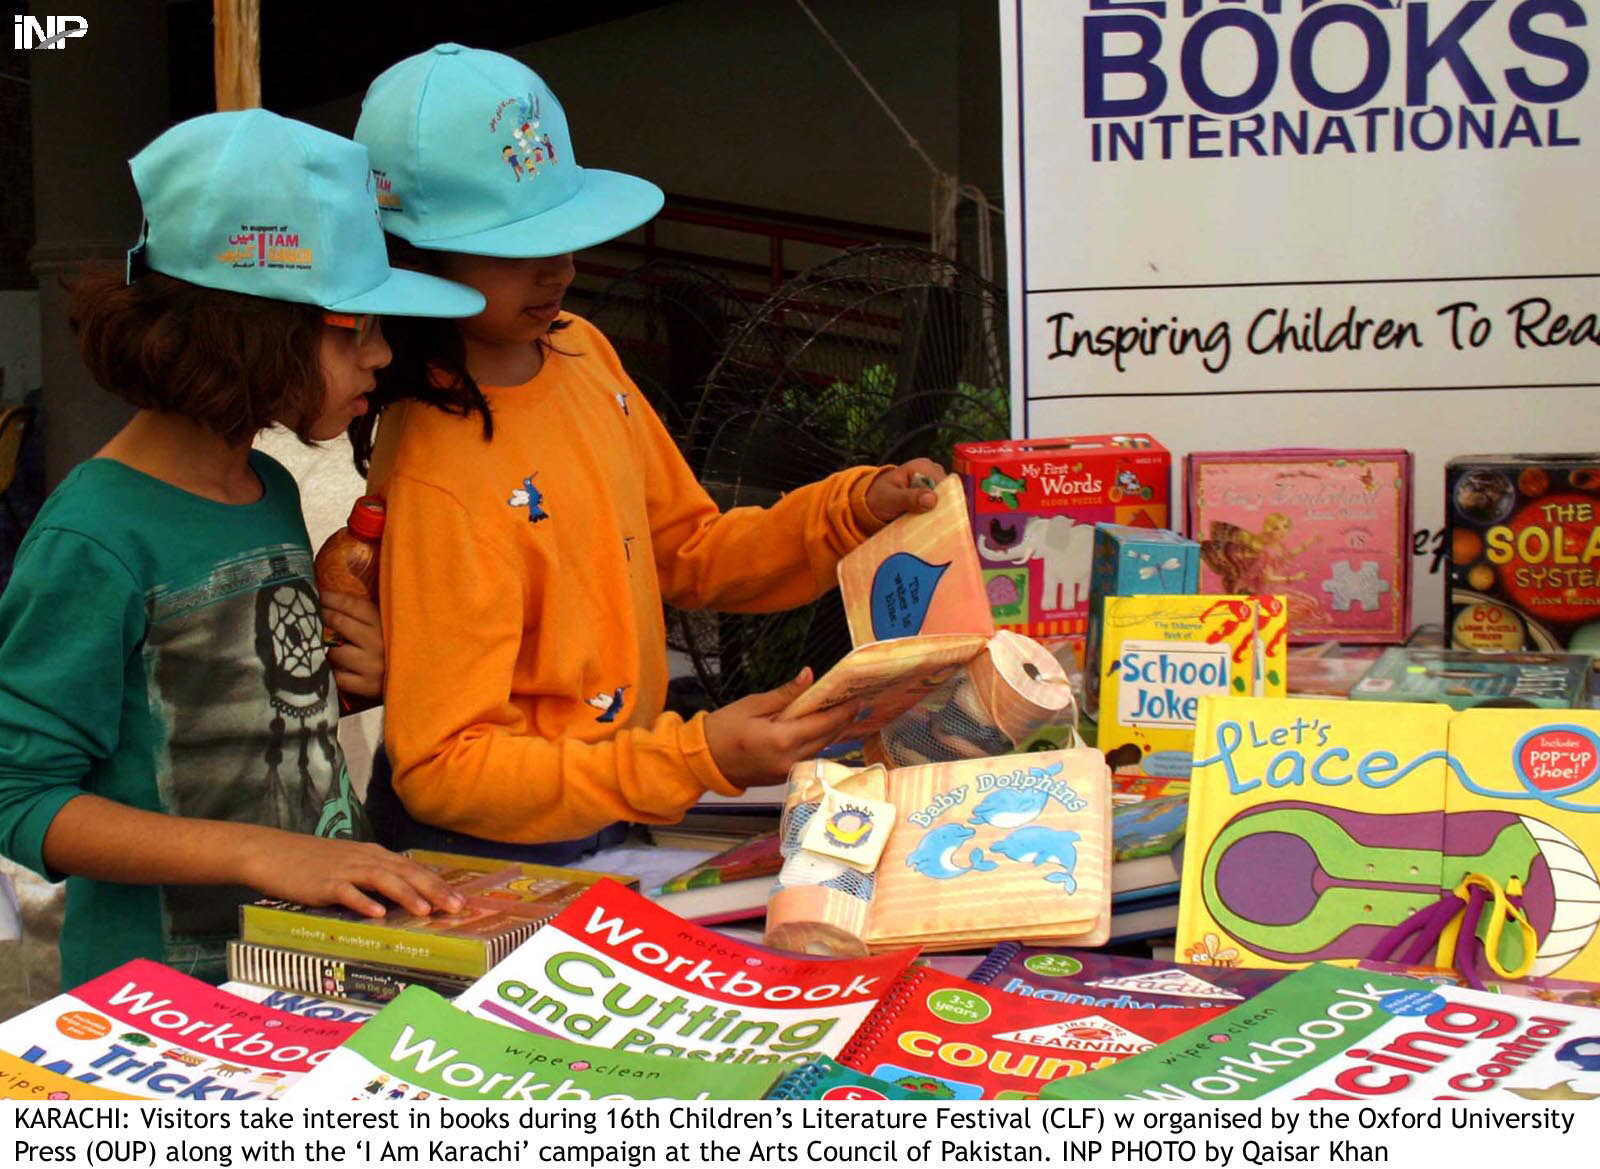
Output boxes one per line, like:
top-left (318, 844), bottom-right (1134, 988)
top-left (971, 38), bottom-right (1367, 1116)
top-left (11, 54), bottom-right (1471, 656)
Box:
top-left (347, 495), bottom-right (387, 540)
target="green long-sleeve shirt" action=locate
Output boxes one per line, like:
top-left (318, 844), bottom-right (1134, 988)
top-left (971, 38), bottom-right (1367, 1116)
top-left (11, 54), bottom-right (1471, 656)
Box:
top-left (0, 451), bottom-right (367, 988)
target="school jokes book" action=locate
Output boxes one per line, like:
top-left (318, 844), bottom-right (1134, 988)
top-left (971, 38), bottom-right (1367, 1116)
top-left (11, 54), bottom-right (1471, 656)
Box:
top-left (835, 965), bottom-right (1224, 1100)
top-left (284, 985), bottom-right (782, 1102)
top-left (765, 749), bottom-right (1114, 954)
top-left (458, 880), bottom-right (918, 1067)
top-left (1177, 699), bottom-right (1600, 982)
top-left (0, 959), bottom-right (356, 1100)
top-left (1097, 594), bottom-right (1288, 781)
top-left (1041, 963), bottom-right (1600, 1101)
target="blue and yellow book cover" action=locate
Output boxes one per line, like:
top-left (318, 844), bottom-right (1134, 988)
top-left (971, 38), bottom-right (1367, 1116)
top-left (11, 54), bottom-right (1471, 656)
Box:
top-left (1097, 594), bottom-right (1288, 781)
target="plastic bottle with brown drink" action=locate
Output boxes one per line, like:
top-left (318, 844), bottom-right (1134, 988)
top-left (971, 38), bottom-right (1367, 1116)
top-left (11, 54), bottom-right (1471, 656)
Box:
top-left (314, 495), bottom-right (386, 711)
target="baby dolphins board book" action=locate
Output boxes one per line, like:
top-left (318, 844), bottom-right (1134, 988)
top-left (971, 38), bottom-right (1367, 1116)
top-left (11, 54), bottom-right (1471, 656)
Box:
top-left (1040, 962), bottom-right (1600, 1101)
top-left (283, 985), bottom-right (782, 1101)
top-left (457, 880), bottom-right (918, 1068)
top-left (765, 748), bottom-right (1113, 955)
top-left (1177, 698), bottom-right (1600, 982)
top-left (0, 958), bottom-right (357, 1100)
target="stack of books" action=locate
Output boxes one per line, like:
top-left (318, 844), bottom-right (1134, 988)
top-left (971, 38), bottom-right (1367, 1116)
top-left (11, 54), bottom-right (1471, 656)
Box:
top-left (226, 850), bottom-right (635, 1008)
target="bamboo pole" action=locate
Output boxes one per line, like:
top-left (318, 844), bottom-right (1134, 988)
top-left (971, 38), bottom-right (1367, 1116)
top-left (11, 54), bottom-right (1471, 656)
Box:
top-left (213, 0), bottom-right (261, 111)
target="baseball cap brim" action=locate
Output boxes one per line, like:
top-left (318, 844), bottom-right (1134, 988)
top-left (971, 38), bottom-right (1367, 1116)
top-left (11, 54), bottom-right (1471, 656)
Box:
top-left (326, 266), bottom-right (486, 317)
top-left (409, 167), bottom-right (664, 258)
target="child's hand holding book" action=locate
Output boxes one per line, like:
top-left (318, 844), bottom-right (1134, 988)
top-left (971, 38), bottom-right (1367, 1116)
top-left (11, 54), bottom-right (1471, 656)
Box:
top-left (863, 459), bottom-right (946, 524)
top-left (703, 668), bottom-right (862, 789)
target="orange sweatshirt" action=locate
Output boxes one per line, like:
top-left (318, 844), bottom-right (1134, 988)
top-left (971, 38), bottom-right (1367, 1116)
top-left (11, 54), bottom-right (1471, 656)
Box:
top-left (369, 315), bottom-right (886, 843)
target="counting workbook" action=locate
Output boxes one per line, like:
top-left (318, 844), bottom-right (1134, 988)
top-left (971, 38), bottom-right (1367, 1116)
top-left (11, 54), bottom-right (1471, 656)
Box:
top-left (1177, 698), bottom-right (1600, 983)
top-left (766, 749), bottom-right (1113, 955)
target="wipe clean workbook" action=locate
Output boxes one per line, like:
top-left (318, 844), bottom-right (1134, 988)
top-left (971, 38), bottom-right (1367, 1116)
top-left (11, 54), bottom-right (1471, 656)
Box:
top-left (1040, 962), bottom-right (1600, 1101)
top-left (284, 985), bottom-right (783, 1101)
top-left (457, 880), bottom-right (918, 1067)
top-left (0, 959), bottom-right (356, 1100)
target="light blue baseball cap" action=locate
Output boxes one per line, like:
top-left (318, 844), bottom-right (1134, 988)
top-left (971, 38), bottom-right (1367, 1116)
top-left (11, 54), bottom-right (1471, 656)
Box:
top-left (354, 44), bottom-right (664, 257)
top-left (126, 109), bottom-right (484, 317)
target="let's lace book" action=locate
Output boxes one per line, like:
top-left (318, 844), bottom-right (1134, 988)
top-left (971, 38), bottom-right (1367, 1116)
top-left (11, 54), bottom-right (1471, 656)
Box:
top-left (457, 880), bottom-right (918, 1068)
top-left (0, 959), bottom-right (356, 1100)
top-left (1040, 962), bottom-right (1600, 1101)
top-left (283, 985), bottom-right (782, 1102)
top-left (1177, 699), bottom-right (1600, 983)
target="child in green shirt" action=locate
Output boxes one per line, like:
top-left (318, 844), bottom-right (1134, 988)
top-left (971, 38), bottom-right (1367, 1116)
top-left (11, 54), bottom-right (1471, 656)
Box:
top-left (0, 110), bottom-right (486, 987)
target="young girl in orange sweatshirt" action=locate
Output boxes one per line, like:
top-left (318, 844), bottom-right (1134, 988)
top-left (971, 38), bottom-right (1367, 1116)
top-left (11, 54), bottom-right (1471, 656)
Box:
top-left (351, 45), bottom-right (943, 859)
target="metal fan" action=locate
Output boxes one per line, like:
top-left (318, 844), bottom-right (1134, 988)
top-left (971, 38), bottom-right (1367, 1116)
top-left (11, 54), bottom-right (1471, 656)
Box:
top-left (677, 244), bottom-right (1009, 707)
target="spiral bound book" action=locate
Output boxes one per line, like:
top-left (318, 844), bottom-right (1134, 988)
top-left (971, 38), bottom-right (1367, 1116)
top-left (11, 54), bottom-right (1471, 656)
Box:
top-left (969, 943), bottom-right (1285, 1009)
top-left (764, 1055), bottom-right (925, 1101)
top-left (835, 964), bottom-right (1225, 1100)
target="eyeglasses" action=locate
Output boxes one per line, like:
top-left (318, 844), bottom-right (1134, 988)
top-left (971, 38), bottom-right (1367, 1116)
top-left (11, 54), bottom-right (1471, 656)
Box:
top-left (322, 312), bottom-right (382, 345)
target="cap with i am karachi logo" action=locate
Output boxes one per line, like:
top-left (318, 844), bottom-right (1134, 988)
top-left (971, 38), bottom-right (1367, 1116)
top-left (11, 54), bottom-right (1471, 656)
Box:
top-left (125, 109), bottom-right (485, 317)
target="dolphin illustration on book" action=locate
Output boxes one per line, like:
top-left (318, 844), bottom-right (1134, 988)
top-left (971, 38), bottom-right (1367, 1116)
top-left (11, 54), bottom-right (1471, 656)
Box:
top-left (968, 788), bottom-right (1050, 829)
top-left (990, 827), bottom-right (1081, 892)
top-left (906, 823), bottom-right (997, 880)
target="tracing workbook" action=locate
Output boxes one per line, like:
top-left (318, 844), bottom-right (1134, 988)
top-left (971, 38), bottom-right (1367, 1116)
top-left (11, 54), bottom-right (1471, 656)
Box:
top-left (1177, 698), bottom-right (1600, 983)
top-left (1040, 963), bottom-right (1600, 1101)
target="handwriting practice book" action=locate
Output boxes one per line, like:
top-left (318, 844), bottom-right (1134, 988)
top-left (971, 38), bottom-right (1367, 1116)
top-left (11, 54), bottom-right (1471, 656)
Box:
top-left (0, 959), bottom-right (356, 1100)
top-left (284, 985), bottom-right (782, 1102)
top-left (1040, 963), bottom-right (1600, 1101)
top-left (835, 965), bottom-right (1225, 1099)
top-left (459, 880), bottom-right (919, 1068)
top-left (970, 944), bottom-right (1285, 1010)
top-left (1178, 698), bottom-right (1600, 983)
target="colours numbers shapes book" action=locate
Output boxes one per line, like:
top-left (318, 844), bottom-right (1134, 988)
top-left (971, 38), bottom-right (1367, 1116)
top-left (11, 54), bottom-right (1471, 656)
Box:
top-left (0, 958), bottom-right (356, 1100)
top-left (284, 985), bottom-right (782, 1102)
top-left (1040, 962), bottom-right (1600, 1101)
top-left (837, 474), bottom-right (994, 645)
top-left (836, 964), bottom-right (1224, 1099)
top-left (970, 944), bottom-right (1284, 1010)
top-left (1177, 698), bottom-right (1600, 983)
top-left (458, 880), bottom-right (918, 1067)
top-left (1096, 594), bottom-right (1288, 780)
top-left (765, 749), bottom-right (1113, 955)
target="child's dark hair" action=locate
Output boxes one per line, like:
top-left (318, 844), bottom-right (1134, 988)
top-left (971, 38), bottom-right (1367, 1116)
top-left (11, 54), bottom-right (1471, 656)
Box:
top-left (347, 236), bottom-right (570, 476)
top-left (68, 266), bottom-right (327, 446)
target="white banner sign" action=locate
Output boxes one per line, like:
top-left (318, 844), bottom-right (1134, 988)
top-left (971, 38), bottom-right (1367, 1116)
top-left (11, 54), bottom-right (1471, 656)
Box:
top-left (1001, 0), bottom-right (1600, 626)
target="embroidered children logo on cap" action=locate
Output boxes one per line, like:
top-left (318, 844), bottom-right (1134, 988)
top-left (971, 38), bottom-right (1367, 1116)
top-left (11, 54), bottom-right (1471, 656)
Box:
top-left (491, 93), bottom-right (560, 185)
top-left (216, 224), bottom-right (313, 270)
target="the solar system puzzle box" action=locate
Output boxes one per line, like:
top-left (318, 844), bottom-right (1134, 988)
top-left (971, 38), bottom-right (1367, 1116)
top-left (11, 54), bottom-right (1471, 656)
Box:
top-left (1446, 453), bottom-right (1600, 655)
